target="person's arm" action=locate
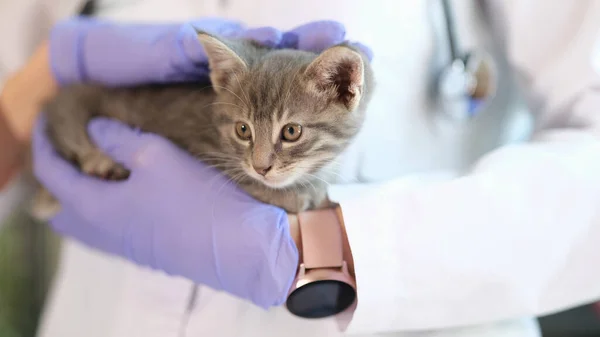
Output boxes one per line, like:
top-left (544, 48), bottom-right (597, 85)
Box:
top-left (0, 0), bottom-right (83, 223)
top-left (329, 1), bottom-right (600, 334)
top-left (0, 41), bottom-right (58, 190)
top-left (0, 106), bottom-right (22, 189)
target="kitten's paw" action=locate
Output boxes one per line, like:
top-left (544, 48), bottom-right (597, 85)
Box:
top-left (80, 150), bottom-right (130, 180)
top-left (30, 188), bottom-right (62, 222)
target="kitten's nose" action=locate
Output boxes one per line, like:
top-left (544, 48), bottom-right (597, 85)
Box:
top-left (253, 165), bottom-right (272, 176)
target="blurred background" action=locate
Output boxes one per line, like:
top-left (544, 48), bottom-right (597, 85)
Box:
top-left (0, 206), bottom-right (60, 337)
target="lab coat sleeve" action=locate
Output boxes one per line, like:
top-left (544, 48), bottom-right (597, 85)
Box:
top-left (328, 1), bottom-right (600, 334)
top-left (0, 0), bottom-right (84, 224)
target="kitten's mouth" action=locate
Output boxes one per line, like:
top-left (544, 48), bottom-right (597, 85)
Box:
top-left (245, 167), bottom-right (294, 189)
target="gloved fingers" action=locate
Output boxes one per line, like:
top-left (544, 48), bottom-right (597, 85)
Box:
top-left (188, 17), bottom-right (245, 36)
top-left (281, 20), bottom-right (346, 52)
top-left (348, 41), bottom-right (374, 62)
top-left (46, 207), bottom-right (86, 239)
top-left (48, 207), bottom-right (125, 256)
top-left (45, 209), bottom-right (69, 235)
top-left (87, 118), bottom-right (160, 170)
top-left (181, 24), bottom-right (283, 66)
top-left (189, 19), bottom-right (283, 46)
top-left (51, 17), bottom-right (250, 86)
top-left (239, 27), bottom-right (282, 47)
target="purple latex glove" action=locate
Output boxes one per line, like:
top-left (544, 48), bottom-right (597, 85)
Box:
top-left (50, 17), bottom-right (372, 86)
top-left (33, 117), bottom-right (295, 308)
top-left (35, 17), bottom-right (373, 308)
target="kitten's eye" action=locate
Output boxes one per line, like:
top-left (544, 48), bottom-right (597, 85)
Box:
top-left (235, 122), bottom-right (252, 140)
top-left (281, 124), bottom-right (302, 142)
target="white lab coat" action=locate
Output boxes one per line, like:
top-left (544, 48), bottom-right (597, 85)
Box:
top-left (1, 0), bottom-right (600, 336)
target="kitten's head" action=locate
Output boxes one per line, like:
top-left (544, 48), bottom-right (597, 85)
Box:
top-left (197, 31), bottom-right (374, 189)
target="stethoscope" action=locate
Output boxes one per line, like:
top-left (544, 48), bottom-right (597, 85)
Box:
top-left (435, 0), bottom-right (498, 121)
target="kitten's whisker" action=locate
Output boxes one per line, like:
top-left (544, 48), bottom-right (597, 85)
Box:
top-left (232, 71), bottom-right (252, 110)
top-left (213, 169), bottom-right (245, 198)
top-left (323, 158), bottom-right (344, 167)
top-left (230, 171), bottom-right (248, 186)
top-left (292, 164), bottom-right (351, 183)
top-left (192, 122), bottom-right (234, 128)
top-left (203, 163), bottom-right (238, 171)
top-left (174, 123), bottom-right (234, 135)
top-left (198, 154), bottom-right (243, 163)
top-left (197, 155), bottom-right (237, 162)
top-left (200, 161), bottom-right (237, 168)
top-left (189, 84), bottom-right (217, 93)
top-left (222, 167), bottom-right (248, 180)
top-left (211, 85), bottom-right (250, 110)
top-left (198, 154), bottom-right (238, 161)
top-left (296, 179), bottom-right (307, 191)
top-left (305, 177), bottom-right (319, 193)
top-left (198, 151), bottom-right (243, 158)
top-left (200, 150), bottom-right (238, 154)
top-left (198, 101), bottom-right (246, 112)
top-left (300, 172), bottom-right (331, 187)
top-left (325, 171), bottom-right (356, 183)
top-left (275, 63), bottom-right (297, 113)
top-left (220, 168), bottom-right (243, 177)
top-left (300, 177), bottom-right (318, 194)
top-left (199, 151), bottom-right (239, 156)
top-left (281, 67), bottom-right (302, 114)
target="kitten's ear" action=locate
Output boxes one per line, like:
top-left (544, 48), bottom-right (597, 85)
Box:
top-left (197, 32), bottom-right (248, 93)
top-left (304, 46), bottom-right (365, 111)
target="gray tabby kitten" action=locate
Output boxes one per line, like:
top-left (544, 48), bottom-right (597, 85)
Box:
top-left (31, 31), bottom-right (374, 220)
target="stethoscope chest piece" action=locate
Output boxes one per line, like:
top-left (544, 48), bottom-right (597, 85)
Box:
top-left (437, 50), bottom-right (497, 121)
top-left (435, 0), bottom-right (498, 122)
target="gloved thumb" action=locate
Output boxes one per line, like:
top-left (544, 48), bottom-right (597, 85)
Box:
top-left (87, 118), bottom-right (158, 169)
top-left (348, 41), bottom-right (374, 61)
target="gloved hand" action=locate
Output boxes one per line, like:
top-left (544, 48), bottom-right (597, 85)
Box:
top-left (50, 17), bottom-right (373, 85)
top-left (34, 17), bottom-right (373, 308)
top-left (34, 116), bottom-right (295, 308)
